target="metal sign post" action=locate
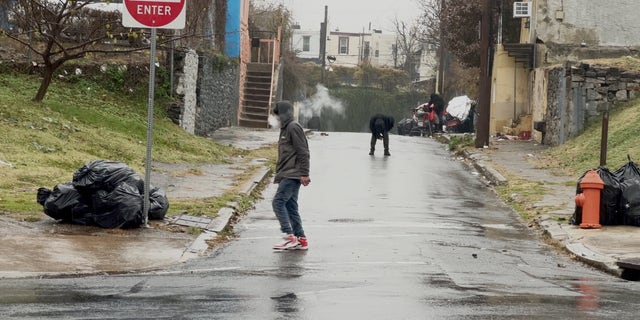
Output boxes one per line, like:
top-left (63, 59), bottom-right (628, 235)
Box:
top-left (122, 0), bottom-right (186, 226)
top-left (143, 28), bottom-right (157, 226)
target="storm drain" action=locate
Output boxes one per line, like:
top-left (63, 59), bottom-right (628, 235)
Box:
top-left (618, 259), bottom-right (640, 281)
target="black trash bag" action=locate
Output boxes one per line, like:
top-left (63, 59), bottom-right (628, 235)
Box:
top-left (614, 156), bottom-right (640, 183)
top-left (613, 156), bottom-right (640, 226)
top-left (570, 167), bottom-right (621, 226)
top-left (127, 173), bottom-right (146, 194)
top-left (72, 160), bottom-right (138, 194)
top-left (148, 186), bottom-right (169, 220)
top-left (91, 182), bottom-right (144, 229)
top-left (39, 182), bottom-right (93, 224)
top-left (618, 178), bottom-right (640, 226)
top-left (36, 187), bottom-right (51, 206)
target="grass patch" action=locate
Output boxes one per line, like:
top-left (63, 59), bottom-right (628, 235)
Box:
top-left (169, 192), bottom-right (239, 218)
top-left (493, 171), bottom-right (547, 222)
top-left (0, 73), bottom-right (233, 220)
top-left (586, 56), bottom-right (640, 73)
top-left (545, 98), bottom-right (640, 175)
top-left (448, 134), bottom-right (476, 154)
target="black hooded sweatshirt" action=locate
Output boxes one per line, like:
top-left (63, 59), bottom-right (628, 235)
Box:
top-left (273, 101), bottom-right (310, 183)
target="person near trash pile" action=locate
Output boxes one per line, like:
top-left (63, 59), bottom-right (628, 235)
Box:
top-left (270, 100), bottom-right (311, 251)
top-left (427, 93), bottom-right (445, 131)
top-left (369, 113), bottom-right (394, 156)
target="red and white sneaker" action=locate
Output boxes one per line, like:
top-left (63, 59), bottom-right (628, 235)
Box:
top-left (273, 234), bottom-right (298, 250)
top-left (291, 237), bottom-right (309, 250)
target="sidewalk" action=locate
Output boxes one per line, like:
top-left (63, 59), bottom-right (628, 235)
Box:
top-left (1, 128), bottom-right (639, 280)
top-left (0, 127), bottom-right (279, 279)
top-left (453, 135), bottom-right (640, 280)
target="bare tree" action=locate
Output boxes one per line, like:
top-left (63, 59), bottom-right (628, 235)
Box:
top-left (249, 1), bottom-right (292, 45)
top-left (419, 0), bottom-right (518, 68)
top-left (0, 0), bottom-right (190, 101)
top-left (417, 0), bottom-right (482, 68)
top-left (392, 17), bottom-right (424, 82)
top-left (417, 0), bottom-right (442, 49)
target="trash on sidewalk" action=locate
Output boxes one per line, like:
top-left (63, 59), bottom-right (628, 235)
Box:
top-left (444, 95), bottom-right (476, 134)
top-left (571, 156), bottom-right (640, 227)
top-left (36, 159), bottom-right (169, 229)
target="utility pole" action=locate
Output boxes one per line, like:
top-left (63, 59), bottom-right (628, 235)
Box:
top-left (476, 0), bottom-right (493, 148)
top-left (320, 6), bottom-right (328, 85)
top-left (437, 0), bottom-right (446, 95)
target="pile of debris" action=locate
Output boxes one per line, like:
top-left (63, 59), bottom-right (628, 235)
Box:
top-left (37, 160), bottom-right (169, 229)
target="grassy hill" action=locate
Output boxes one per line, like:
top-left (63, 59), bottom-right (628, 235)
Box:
top-left (0, 72), bottom-right (255, 221)
top-left (545, 98), bottom-right (640, 176)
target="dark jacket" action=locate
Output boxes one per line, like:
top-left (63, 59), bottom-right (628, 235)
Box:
top-left (369, 114), bottom-right (394, 137)
top-left (273, 101), bottom-right (310, 183)
top-left (428, 93), bottom-right (445, 115)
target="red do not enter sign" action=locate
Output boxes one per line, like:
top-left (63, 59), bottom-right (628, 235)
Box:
top-left (122, 0), bottom-right (186, 29)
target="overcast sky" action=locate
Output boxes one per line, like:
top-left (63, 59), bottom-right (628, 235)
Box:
top-left (261, 0), bottom-right (422, 33)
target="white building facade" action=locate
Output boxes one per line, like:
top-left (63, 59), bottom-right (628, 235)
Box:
top-left (290, 28), bottom-right (321, 61)
top-left (291, 27), bottom-right (436, 82)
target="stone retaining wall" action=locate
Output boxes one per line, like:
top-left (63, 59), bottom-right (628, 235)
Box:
top-left (173, 50), bottom-right (240, 137)
top-left (540, 63), bottom-right (640, 146)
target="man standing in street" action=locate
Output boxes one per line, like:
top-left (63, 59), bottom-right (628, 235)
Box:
top-left (369, 113), bottom-right (394, 156)
top-left (271, 101), bottom-right (311, 251)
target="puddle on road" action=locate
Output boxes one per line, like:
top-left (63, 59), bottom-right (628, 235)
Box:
top-left (1, 232), bottom-right (190, 273)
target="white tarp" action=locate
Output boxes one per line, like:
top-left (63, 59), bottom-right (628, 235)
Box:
top-left (446, 95), bottom-right (473, 120)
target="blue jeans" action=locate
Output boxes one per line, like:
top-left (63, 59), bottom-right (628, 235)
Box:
top-left (272, 178), bottom-right (305, 238)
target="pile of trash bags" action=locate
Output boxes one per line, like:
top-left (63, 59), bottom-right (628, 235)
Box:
top-left (37, 160), bottom-right (169, 229)
top-left (571, 156), bottom-right (640, 226)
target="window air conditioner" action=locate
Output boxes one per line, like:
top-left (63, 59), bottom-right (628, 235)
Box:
top-left (513, 2), bottom-right (532, 18)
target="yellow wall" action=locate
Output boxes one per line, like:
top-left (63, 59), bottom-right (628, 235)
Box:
top-left (490, 45), bottom-right (531, 136)
top-left (530, 68), bottom-right (548, 142)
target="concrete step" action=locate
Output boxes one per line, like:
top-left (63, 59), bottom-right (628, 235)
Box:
top-left (245, 93), bottom-right (271, 101)
top-left (247, 63), bottom-right (274, 73)
top-left (239, 117), bottom-right (269, 128)
top-left (244, 105), bottom-right (269, 114)
top-left (241, 110), bottom-right (269, 120)
top-left (244, 98), bottom-right (270, 107)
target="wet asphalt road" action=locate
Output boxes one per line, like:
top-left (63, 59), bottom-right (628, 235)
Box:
top-left (1, 132), bottom-right (639, 319)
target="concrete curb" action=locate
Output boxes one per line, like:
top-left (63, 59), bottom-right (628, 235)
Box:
top-left (536, 214), bottom-right (621, 276)
top-left (459, 149), bottom-right (507, 186)
top-left (240, 167), bottom-right (272, 196)
top-left (565, 242), bottom-right (622, 277)
top-left (536, 214), bottom-right (570, 243)
top-left (179, 165), bottom-right (273, 262)
top-left (474, 159), bottom-right (508, 186)
top-left (450, 137), bottom-right (628, 278)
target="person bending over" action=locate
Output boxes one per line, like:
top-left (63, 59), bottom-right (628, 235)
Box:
top-left (369, 113), bottom-right (394, 156)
